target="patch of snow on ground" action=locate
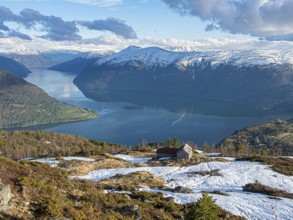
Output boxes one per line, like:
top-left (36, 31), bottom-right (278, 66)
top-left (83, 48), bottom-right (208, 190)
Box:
top-left (74, 160), bottom-right (293, 220)
top-left (159, 157), bottom-right (172, 161)
top-left (72, 166), bottom-right (180, 182)
top-left (31, 156), bottom-right (96, 166)
top-left (114, 154), bottom-right (152, 163)
top-left (203, 153), bottom-right (221, 156)
top-left (63, 157), bottom-right (96, 162)
top-left (31, 158), bottom-right (59, 167)
top-left (212, 157), bottom-right (235, 161)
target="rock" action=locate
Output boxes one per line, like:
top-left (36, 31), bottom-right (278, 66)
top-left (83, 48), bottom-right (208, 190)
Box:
top-left (0, 179), bottom-right (13, 212)
top-left (173, 186), bottom-right (194, 194)
top-left (164, 196), bottom-right (175, 202)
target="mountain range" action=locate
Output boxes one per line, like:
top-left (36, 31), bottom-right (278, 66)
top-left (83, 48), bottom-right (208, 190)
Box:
top-left (0, 50), bottom-right (85, 69)
top-left (74, 46), bottom-right (293, 116)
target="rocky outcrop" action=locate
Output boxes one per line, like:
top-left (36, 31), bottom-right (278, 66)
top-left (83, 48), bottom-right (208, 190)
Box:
top-left (0, 178), bottom-right (13, 212)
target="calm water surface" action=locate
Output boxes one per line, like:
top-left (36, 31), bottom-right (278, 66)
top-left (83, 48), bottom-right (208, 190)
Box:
top-left (20, 68), bottom-right (292, 146)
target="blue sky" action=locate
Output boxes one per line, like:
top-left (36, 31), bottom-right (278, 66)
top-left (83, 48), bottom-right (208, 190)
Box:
top-left (0, 0), bottom-right (293, 52)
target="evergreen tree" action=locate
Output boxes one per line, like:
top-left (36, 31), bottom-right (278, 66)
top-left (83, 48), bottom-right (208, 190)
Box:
top-left (185, 193), bottom-right (219, 220)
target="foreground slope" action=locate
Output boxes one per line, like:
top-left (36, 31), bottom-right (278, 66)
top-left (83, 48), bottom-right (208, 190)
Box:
top-left (74, 46), bottom-right (293, 116)
top-left (0, 71), bottom-right (96, 128)
top-left (0, 131), bottom-right (243, 220)
top-left (76, 159), bottom-right (293, 220)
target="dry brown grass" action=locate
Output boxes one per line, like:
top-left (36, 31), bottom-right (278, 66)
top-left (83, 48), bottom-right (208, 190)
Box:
top-left (238, 157), bottom-right (293, 176)
top-left (98, 171), bottom-right (165, 191)
top-left (243, 182), bottom-right (293, 199)
top-left (127, 151), bottom-right (156, 158)
top-left (59, 158), bottom-right (132, 176)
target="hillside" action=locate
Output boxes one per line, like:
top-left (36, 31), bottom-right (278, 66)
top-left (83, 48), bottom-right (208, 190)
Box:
top-left (0, 56), bottom-right (31, 77)
top-left (0, 130), bottom-right (246, 220)
top-left (0, 130), bottom-right (292, 220)
top-left (48, 57), bottom-right (100, 74)
top-left (74, 46), bottom-right (293, 116)
top-left (216, 119), bottom-right (293, 155)
top-left (0, 71), bottom-right (97, 128)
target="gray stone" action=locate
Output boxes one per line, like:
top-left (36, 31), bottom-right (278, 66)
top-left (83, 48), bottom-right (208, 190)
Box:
top-left (0, 179), bottom-right (13, 212)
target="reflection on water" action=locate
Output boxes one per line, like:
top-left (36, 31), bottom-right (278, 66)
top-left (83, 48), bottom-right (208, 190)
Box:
top-left (25, 69), bottom-right (85, 100)
top-left (18, 68), bottom-right (293, 146)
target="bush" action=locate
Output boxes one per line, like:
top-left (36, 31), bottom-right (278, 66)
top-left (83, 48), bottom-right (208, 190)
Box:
top-left (243, 181), bottom-right (293, 199)
top-left (185, 193), bottom-right (219, 220)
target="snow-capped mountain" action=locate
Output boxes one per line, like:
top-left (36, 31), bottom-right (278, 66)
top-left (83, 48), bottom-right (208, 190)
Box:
top-left (94, 46), bottom-right (193, 70)
top-left (94, 46), bottom-right (293, 69)
top-left (74, 46), bottom-right (293, 116)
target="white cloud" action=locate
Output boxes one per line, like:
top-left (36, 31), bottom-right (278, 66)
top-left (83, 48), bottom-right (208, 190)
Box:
top-left (65, 0), bottom-right (123, 7)
top-left (2, 35), bottom-right (293, 54)
top-left (1, 0), bottom-right (123, 6)
top-left (161, 0), bottom-right (293, 41)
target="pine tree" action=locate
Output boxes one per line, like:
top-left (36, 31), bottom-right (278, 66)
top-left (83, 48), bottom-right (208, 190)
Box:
top-left (185, 193), bottom-right (219, 220)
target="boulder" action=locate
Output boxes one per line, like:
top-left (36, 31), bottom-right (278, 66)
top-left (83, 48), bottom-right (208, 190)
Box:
top-left (0, 179), bottom-right (12, 212)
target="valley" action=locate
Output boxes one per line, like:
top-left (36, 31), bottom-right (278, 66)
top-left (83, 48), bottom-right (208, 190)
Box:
top-left (17, 68), bottom-right (291, 146)
top-left (1, 1), bottom-right (293, 219)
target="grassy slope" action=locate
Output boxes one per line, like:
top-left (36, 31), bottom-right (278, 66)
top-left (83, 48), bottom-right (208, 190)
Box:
top-left (0, 130), bottom-right (124, 160)
top-left (217, 119), bottom-right (293, 155)
top-left (0, 71), bottom-right (97, 128)
top-left (0, 156), bottom-right (245, 220)
top-left (0, 130), bottom-right (246, 219)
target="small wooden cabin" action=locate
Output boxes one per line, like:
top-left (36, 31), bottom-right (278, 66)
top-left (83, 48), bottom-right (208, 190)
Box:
top-left (156, 147), bottom-right (177, 158)
top-left (156, 144), bottom-right (193, 161)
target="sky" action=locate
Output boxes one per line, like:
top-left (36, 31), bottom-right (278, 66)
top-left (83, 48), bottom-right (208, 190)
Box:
top-left (1, 0), bottom-right (293, 53)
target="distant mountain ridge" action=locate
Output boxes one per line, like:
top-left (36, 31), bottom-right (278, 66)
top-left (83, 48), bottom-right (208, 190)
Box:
top-left (74, 46), bottom-right (293, 116)
top-left (0, 50), bottom-right (113, 69)
top-left (0, 51), bottom-right (82, 69)
top-left (0, 71), bottom-right (97, 128)
top-left (0, 56), bottom-right (31, 77)
top-left (48, 57), bottom-right (98, 74)
top-left (92, 46), bottom-right (293, 69)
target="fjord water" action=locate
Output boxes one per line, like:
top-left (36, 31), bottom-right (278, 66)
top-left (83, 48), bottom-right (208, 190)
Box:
top-left (22, 68), bottom-right (291, 146)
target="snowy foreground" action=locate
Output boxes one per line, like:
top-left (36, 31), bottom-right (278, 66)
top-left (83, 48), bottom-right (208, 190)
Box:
top-left (114, 154), bottom-right (152, 163)
top-left (31, 156), bottom-right (96, 167)
top-left (74, 158), bottom-right (293, 220)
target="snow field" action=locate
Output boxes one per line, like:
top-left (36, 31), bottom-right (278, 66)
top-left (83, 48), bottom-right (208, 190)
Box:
top-left (74, 160), bottom-right (293, 220)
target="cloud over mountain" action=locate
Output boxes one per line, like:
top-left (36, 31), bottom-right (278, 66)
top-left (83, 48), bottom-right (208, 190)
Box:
top-left (0, 5), bottom-right (137, 41)
top-left (161, 0), bottom-right (293, 41)
top-left (79, 18), bottom-right (137, 39)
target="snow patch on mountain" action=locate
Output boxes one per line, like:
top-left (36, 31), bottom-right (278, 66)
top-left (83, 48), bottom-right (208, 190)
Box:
top-left (94, 46), bottom-right (293, 70)
top-left (95, 46), bottom-right (193, 70)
